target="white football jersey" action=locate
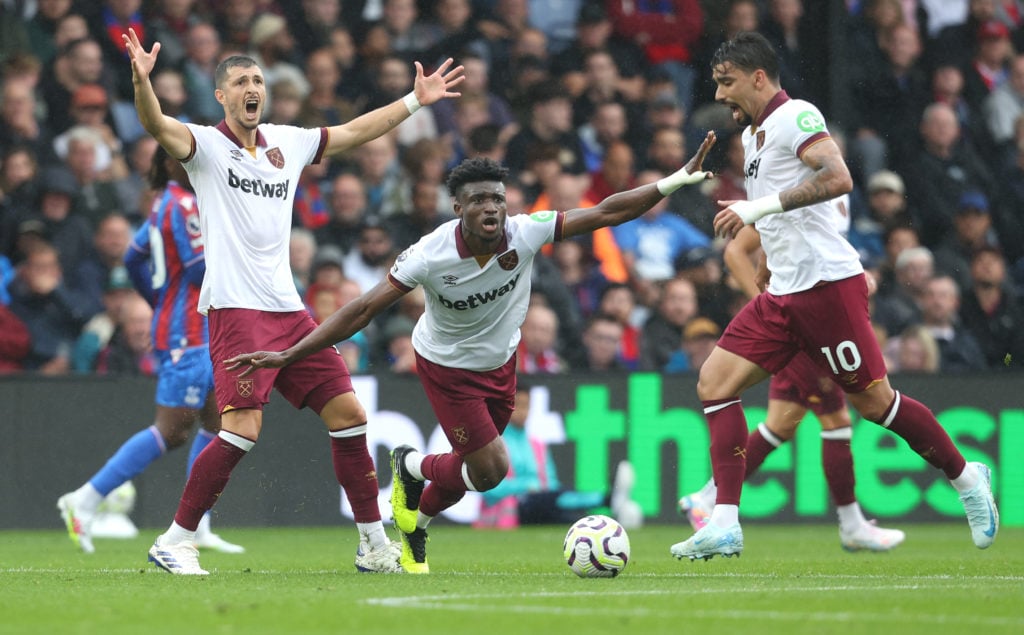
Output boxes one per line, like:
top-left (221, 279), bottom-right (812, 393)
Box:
top-left (388, 211), bottom-right (564, 371)
top-left (742, 93), bottom-right (862, 295)
top-left (182, 122), bottom-right (327, 314)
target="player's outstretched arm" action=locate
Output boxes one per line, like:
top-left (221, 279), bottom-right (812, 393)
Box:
top-left (713, 137), bottom-right (853, 238)
top-left (323, 58), bottom-right (464, 157)
top-left (561, 130), bottom-right (715, 238)
top-left (122, 28), bottom-right (192, 160)
top-left (224, 280), bottom-right (407, 377)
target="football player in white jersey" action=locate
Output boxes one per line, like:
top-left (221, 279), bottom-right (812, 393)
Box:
top-left (226, 140), bottom-right (717, 573)
top-left (679, 197), bottom-right (905, 553)
top-left (670, 32), bottom-right (997, 562)
top-left (123, 27), bottom-right (464, 575)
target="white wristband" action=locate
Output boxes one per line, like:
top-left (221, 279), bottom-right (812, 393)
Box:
top-left (731, 193), bottom-right (784, 225)
top-left (403, 92), bottom-right (421, 114)
top-left (656, 167), bottom-right (711, 196)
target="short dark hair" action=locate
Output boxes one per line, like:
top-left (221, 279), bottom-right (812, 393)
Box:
top-left (215, 55), bottom-right (259, 88)
top-left (711, 31), bottom-right (779, 81)
top-left (446, 157), bottom-right (508, 197)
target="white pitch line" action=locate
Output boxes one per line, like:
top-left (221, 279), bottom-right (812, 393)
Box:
top-left (362, 587), bottom-right (1024, 627)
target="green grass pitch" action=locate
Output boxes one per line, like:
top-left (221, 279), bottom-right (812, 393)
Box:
top-left (1, 523), bottom-right (1020, 635)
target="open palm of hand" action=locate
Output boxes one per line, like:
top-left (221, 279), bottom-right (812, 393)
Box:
top-left (413, 58), bottom-right (465, 107)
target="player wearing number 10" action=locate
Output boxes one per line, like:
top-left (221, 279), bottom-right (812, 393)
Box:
top-left (670, 32), bottom-right (999, 561)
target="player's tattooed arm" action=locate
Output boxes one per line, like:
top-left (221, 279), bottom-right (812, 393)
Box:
top-left (781, 139), bottom-right (853, 210)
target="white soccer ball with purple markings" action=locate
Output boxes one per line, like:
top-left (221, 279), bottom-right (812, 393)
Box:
top-left (563, 514), bottom-right (630, 578)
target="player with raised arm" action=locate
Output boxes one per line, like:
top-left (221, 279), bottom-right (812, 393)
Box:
top-left (122, 27), bottom-right (464, 575)
top-left (679, 200), bottom-right (905, 552)
top-left (58, 146), bottom-right (242, 556)
top-left (225, 138), bottom-right (716, 574)
top-left (670, 32), bottom-right (997, 562)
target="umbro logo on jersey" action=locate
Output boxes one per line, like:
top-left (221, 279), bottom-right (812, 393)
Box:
top-left (227, 168), bottom-right (290, 199)
top-left (441, 274), bottom-right (458, 287)
top-left (438, 273), bottom-right (521, 310)
top-left (230, 149), bottom-right (243, 161)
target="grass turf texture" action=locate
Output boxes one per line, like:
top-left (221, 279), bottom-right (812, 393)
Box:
top-left (1, 524), bottom-right (1020, 635)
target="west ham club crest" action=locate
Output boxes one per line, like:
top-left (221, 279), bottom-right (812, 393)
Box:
top-left (266, 147), bottom-right (285, 169)
top-left (756, 130), bottom-right (765, 151)
top-left (497, 250), bottom-right (519, 270)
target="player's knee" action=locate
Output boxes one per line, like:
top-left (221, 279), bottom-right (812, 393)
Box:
top-left (467, 444), bottom-right (509, 491)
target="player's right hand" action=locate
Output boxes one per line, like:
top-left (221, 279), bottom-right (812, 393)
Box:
top-left (122, 27), bottom-right (160, 81)
top-left (224, 351), bottom-right (289, 377)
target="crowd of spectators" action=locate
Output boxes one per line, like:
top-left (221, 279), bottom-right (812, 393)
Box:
top-left (0, 0), bottom-right (1022, 377)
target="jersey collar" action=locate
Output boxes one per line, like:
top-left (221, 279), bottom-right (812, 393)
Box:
top-left (454, 222), bottom-right (508, 259)
top-left (215, 120), bottom-right (268, 148)
top-left (754, 90), bottom-right (790, 128)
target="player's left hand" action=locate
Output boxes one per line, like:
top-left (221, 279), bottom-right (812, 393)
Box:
top-left (413, 58), bottom-right (465, 106)
top-left (713, 202), bottom-right (746, 238)
top-left (224, 351), bottom-right (289, 377)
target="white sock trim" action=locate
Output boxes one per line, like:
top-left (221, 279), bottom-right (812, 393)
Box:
top-left (329, 424), bottom-right (367, 438)
top-left (461, 463), bottom-right (478, 492)
top-left (756, 422), bottom-right (784, 447)
top-left (704, 399), bottom-right (741, 415)
top-left (880, 391), bottom-right (901, 428)
top-left (820, 426), bottom-right (853, 441)
top-left (218, 430), bottom-right (254, 452)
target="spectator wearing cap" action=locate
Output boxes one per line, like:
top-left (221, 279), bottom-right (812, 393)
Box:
top-left (504, 82), bottom-right (587, 176)
top-left (71, 263), bottom-right (138, 372)
top-left (248, 13), bottom-right (309, 118)
top-left (963, 20), bottom-right (1014, 114)
top-left (675, 245), bottom-right (739, 329)
top-left (7, 241), bottom-right (91, 374)
top-left (983, 53), bottom-right (1024, 148)
top-left (664, 315), bottom-right (720, 373)
top-left (52, 84), bottom-right (129, 180)
top-left (27, 165), bottom-right (92, 280)
top-left (959, 246), bottom-right (1024, 370)
top-left (606, 0), bottom-right (704, 117)
top-left (848, 169), bottom-right (912, 268)
top-left (933, 190), bottom-right (1001, 291)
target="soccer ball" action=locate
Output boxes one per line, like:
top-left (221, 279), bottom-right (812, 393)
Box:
top-left (563, 514), bottom-right (630, 578)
